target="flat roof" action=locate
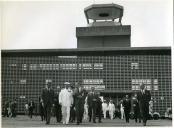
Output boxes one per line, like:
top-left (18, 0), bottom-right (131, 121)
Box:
top-left (1, 47), bottom-right (171, 57)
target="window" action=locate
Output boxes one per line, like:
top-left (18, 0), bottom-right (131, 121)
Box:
top-left (83, 79), bottom-right (103, 84)
top-left (131, 63), bottom-right (139, 69)
top-left (20, 79), bottom-right (26, 84)
top-left (22, 64), bottom-right (27, 70)
top-left (82, 63), bottom-right (92, 69)
top-left (153, 79), bottom-right (158, 84)
top-left (94, 63), bottom-right (103, 69)
top-left (154, 85), bottom-right (158, 90)
top-left (46, 79), bottom-right (52, 84)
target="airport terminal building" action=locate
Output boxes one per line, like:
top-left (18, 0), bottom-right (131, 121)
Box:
top-left (1, 4), bottom-right (172, 116)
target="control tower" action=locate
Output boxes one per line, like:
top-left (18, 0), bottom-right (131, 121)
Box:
top-left (76, 3), bottom-right (131, 48)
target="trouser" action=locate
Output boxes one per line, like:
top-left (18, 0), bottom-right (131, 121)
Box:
top-left (133, 108), bottom-right (141, 123)
top-left (109, 110), bottom-right (114, 120)
top-left (96, 107), bottom-right (102, 122)
top-left (120, 109), bottom-right (124, 119)
top-left (44, 105), bottom-right (52, 124)
top-left (4, 108), bottom-right (9, 117)
top-left (84, 107), bottom-right (88, 120)
top-left (61, 106), bottom-right (70, 124)
top-left (76, 106), bottom-right (84, 123)
top-left (124, 110), bottom-right (130, 123)
top-left (141, 110), bottom-right (147, 124)
top-left (11, 109), bottom-right (14, 117)
top-left (70, 106), bottom-right (75, 122)
top-left (140, 104), bottom-right (149, 125)
top-left (88, 106), bottom-right (96, 122)
top-left (40, 106), bottom-right (45, 121)
top-left (29, 109), bottom-right (33, 118)
top-left (103, 110), bottom-right (107, 118)
top-left (55, 105), bottom-right (62, 122)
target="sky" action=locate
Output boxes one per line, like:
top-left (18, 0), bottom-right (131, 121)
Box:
top-left (1, 0), bottom-right (173, 49)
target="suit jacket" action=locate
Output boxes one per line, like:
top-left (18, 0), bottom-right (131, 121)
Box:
top-left (132, 98), bottom-right (140, 111)
top-left (137, 90), bottom-right (151, 114)
top-left (123, 98), bottom-right (131, 112)
top-left (28, 101), bottom-right (35, 110)
top-left (41, 88), bottom-right (54, 106)
top-left (74, 90), bottom-right (86, 107)
top-left (87, 92), bottom-right (98, 107)
top-left (54, 92), bottom-right (61, 107)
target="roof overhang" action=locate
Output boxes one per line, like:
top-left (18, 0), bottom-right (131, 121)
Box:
top-left (84, 4), bottom-right (123, 24)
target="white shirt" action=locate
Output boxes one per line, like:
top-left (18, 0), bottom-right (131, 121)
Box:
top-left (109, 103), bottom-right (115, 111)
top-left (102, 102), bottom-right (108, 111)
top-left (120, 103), bottom-right (124, 111)
top-left (59, 88), bottom-right (73, 107)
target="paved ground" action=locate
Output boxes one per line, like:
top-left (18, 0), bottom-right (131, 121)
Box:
top-left (2, 115), bottom-right (172, 127)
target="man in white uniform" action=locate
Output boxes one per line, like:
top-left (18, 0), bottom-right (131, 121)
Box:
top-left (109, 100), bottom-right (115, 120)
top-left (102, 100), bottom-right (107, 119)
top-left (59, 82), bottom-right (73, 125)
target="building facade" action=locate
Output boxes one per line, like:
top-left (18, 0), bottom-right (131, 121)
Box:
top-left (1, 3), bottom-right (172, 117)
top-left (1, 47), bottom-right (171, 116)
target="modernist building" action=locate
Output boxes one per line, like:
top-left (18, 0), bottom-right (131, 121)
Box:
top-left (1, 4), bottom-right (172, 116)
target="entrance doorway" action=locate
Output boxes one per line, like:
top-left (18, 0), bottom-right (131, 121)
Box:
top-left (100, 92), bottom-right (132, 104)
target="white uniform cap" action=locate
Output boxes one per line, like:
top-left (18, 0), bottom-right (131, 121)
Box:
top-left (64, 82), bottom-right (70, 85)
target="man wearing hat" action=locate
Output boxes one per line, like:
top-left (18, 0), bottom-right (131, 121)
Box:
top-left (59, 82), bottom-right (73, 125)
top-left (41, 82), bottom-right (54, 125)
top-left (137, 83), bottom-right (151, 126)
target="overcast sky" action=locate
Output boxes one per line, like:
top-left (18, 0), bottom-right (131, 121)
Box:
top-left (1, 0), bottom-right (173, 49)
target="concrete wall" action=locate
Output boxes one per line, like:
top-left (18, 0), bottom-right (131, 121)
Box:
top-left (77, 35), bottom-right (130, 48)
top-left (76, 25), bottom-right (131, 48)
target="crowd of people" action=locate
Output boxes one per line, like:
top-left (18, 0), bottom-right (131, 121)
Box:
top-left (3, 82), bottom-right (152, 126)
top-left (39, 82), bottom-right (152, 126)
top-left (3, 99), bottom-right (17, 118)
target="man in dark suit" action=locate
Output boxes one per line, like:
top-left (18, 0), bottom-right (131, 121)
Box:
top-left (28, 100), bottom-right (35, 118)
top-left (41, 82), bottom-right (54, 125)
top-left (74, 85), bottom-right (86, 125)
top-left (132, 93), bottom-right (141, 123)
top-left (123, 95), bottom-right (131, 123)
top-left (39, 97), bottom-right (45, 121)
top-left (137, 83), bottom-right (151, 126)
top-left (96, 92), bottom-right (102, 123)
top-left (54, 86), bottom-right (62, 123)
top-left (87, 87), bottom-right (98, 123)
